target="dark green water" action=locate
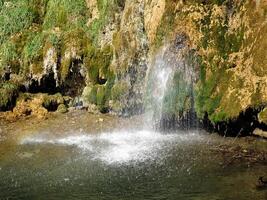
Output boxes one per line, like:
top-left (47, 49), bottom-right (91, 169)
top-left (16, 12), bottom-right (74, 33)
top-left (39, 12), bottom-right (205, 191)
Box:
top-left (0, 115), bottom-right (266, 199)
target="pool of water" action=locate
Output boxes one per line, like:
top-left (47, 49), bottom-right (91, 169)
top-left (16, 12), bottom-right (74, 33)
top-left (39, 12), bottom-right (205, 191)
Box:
top-left (0, 112), bottom-right (266, 199)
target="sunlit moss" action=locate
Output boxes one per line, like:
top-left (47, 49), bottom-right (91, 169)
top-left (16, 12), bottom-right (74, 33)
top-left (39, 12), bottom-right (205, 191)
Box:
top-left (43, 0), bottom-right (87, 30)
top-left (259, 108), bottom-right (267, 125)
top-left (111, 81), bottom-right (129, 101)
top-left (0, 0), bottom-right (35, 44)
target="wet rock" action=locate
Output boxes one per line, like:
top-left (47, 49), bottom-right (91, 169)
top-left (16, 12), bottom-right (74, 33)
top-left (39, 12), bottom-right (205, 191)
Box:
top-left (1, 93), bottom-right (71, 120)
top-left (258, 108), bottom-right (267, 125)
top-left (0, 82), bottom-right (19, 112)
top-left (68, 107), bottom-right (76, 112)
top-left (253, 128), bottom-right (267, 139)
top-left (13, 95), bottom-right (48, 120)
top-left (87, 104), bottom-right (99, 114)
top-left (57, 104), bottom-right (68, 114)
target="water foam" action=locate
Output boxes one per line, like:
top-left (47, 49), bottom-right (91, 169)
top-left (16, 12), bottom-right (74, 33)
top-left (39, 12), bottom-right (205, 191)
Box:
top-left (21, 130), bottom-right (201, 164)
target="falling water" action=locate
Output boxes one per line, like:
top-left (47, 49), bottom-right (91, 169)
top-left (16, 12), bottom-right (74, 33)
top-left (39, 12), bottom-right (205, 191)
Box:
top-left (144, 35), bottom-right (198, 130)
top-left (144, 45), bottom-right (175, 128)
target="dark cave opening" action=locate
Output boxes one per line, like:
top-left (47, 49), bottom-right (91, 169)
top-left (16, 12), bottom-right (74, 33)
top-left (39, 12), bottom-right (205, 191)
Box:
top-left (97, 77), bottom-right (107, 85)
top-left (203, 107), bottom-right (267, 137)
top-left (60, 60), bottom-right (86, 97)
top-left (155, 106), bottom-right (267, 136)
top-left (42, 100), bottom-right (59, 112)
top-left (28, 73), bottom-right (59, 94)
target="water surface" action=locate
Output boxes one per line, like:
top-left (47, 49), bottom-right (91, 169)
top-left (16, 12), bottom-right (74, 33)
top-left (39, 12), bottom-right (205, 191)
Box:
top-left (0, 112), bottom-right (266, 199)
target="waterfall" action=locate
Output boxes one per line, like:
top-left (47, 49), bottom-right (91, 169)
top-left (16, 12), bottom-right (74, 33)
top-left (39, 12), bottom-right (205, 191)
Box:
top-left (144, 45), bottom-right (175, 128)
top-left (144, 35), bottom-right (198, 130)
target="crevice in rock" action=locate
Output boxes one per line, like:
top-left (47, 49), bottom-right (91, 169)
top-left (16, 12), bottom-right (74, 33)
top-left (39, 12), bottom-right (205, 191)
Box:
top-left (28, 72), bottom-right (59, 94)
top-left (42, 101), bottom-right (59, 112)
top-left (60, 60), bottom-right (85, 97)
top-left (2, 71), bottom-right (11, 81)
top-left (97, 77), bottom-right (107, 85)
top-left (0, 93), bottom-right (18, 112)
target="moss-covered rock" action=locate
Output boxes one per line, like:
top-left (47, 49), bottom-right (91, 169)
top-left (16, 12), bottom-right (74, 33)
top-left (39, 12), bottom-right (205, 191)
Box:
top-left (162, 0), bottom-right (267, 126)
top-left (0, 82), bottom-right (19, 111)
top-left (57, 104), bottom-right (68, 113)
top-left (259, 108), bottom-right (267, 125)
top-left (111, 81), bottom-right (129, 101)
top-left (6, 92), bottom-right (70, 119)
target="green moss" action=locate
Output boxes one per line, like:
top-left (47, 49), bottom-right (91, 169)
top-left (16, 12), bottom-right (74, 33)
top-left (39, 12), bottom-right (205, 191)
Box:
top-left (47, 33), bottom-right (60, 48)
top-left (0, 82), bottom-right (19, 111)
top-left (190, 1), bottom-right (250, 123)
top-left (111, 81), bottom-right (129, 101)
top-left (258, 108), bottom-right (267, 125)
top-left (95, 76), bottom-right (115, 112)
top-left (43, 0), bottom-right (87, 30)
top-left (59, 28), bottom-right (91, 82)
top-left (43, 93), bottom-right (64, 107)
top-left (154, 0), bottom-right (177, 48)
top-left (85, 68), bottom-right (115, 112)
top-left (16, 92), bottom-right (34, 102)
top-left (57, 104), bottom-right (68, 113)
top-left (0, 39), bottom-right (19, 73)
top-left (194, 54), bottom-right (234, 122)
top-left (0, 0), bottom-right (35, 44)
top-left (22, 31), bottom-right (45, 74)
top-left (0, 0), bottom-right (3, 9)
top-left (97, 72), bottom-right (115, 111)
top-left (96, 85), bottom-right (106, 106)
top-left (87, 86), bottom-right (98, 104)
top-left (85, 45), bottom-right (113, 84)
top-left (88, 0), bottom-right (124, 43)
top-left (161, 71), bottom-right (193, 115)
top-left (23, 32), bottom-right (44, 61)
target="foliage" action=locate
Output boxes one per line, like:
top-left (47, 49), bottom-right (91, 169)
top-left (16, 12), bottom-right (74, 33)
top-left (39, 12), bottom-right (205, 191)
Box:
top-left (43, 0), bottom-right (87, 30)
top-left (89, 0), bottom-right (124, 43)
top-left (0, 0), bottom-right (35, 44)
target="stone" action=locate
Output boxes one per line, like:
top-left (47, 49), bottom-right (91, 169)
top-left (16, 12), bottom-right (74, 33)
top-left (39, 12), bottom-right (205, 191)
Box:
top-left (87, 104), bottom-right (99, 114)
top-left (57, 104), bottom-right (68, 113)
top-left (253, 128), bottom-right (267, 139)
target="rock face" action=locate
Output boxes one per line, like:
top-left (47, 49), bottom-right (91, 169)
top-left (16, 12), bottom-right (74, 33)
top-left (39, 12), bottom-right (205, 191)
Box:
top-left (0, 0), bottom-right (267, 135)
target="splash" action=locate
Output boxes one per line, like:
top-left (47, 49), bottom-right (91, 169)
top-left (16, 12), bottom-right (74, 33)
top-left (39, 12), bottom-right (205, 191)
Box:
top-left (21, 130), bottom-right (201, 164)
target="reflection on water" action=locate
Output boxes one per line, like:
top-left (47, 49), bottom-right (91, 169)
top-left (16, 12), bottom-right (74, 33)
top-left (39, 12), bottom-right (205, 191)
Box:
top-left (0, 114), bottom-right (266, 199)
